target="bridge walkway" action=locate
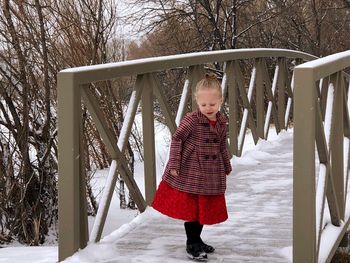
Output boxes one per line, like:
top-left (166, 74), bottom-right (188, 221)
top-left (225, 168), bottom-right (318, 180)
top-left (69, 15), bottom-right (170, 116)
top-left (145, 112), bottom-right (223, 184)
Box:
top-left (70, 130), bottom-right (293, 263)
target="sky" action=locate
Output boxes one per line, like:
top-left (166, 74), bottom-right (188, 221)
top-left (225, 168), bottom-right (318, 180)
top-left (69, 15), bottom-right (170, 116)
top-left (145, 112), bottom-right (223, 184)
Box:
top-left (116, 0), bottom-right (146, 41)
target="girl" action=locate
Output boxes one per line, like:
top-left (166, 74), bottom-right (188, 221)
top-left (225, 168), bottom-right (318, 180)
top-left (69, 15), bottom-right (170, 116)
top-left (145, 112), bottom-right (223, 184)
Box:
top-left (152, 73), bottom-right (232, 261)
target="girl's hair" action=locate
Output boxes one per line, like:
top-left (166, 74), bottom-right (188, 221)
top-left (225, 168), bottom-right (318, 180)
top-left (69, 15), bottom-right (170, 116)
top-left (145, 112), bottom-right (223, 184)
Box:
top-left (195, 73), bottom-right (222, 97)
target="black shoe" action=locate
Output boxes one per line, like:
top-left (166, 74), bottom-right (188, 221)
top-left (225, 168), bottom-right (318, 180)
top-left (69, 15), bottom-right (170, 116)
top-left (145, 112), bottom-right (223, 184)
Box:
top-left (200, 241), bottom-right (215, 253)
top-left (186, 243), bottom-right (208, 261)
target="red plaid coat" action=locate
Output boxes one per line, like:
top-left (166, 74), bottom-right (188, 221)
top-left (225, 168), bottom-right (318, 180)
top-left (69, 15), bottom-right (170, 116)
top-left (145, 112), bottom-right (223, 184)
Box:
top-left (163, 110), bottom-right (232, 195)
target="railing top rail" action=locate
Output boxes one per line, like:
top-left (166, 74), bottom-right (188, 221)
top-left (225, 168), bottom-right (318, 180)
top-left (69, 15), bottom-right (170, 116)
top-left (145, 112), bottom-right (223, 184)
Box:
top-left (295, 50), bottom-right (350, 81)
top-left (59, 48), bottom-right (317, 84)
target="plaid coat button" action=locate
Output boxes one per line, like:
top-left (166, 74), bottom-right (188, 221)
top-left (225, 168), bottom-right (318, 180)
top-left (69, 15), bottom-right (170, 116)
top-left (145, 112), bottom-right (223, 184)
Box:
top-left (205, 155), bottom-right (210, 159)
top-left (212, 155), bottom-right (217, 160)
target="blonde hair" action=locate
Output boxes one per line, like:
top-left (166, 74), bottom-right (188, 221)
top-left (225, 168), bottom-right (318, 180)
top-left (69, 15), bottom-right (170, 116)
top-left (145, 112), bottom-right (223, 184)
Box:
top-left (195, 73), bottom-right (222, 97)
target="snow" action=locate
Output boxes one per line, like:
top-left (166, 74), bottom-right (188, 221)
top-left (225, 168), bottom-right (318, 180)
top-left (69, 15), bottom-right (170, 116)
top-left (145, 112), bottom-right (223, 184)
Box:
top-left (238, 109), bottom-right (248, 149)
top-left (294, 50), bottom-right (350, 82)
top-left (316, 164), bottom-right (327, 243)
top-left (89, 161), bottom-right (122, 242)
top-left (296, 50), bottom-right (350, 69)
top-left (248, 66), bottom-right (256, 101)
top-left (0, 247), bottom-right (57, 263)
top-left (265, 102), bottom-right (273, 135)
top-left (60, 48), bottom-right (316, 74)
top-left (278, 247), bottom-right (292, 261)
top-left (324, 83), bottom-right (334, 145)
top-left (264, 64), bottom-right (280, 136)
top-left (64, 127), bottom-right (290, 263)
top-left (0, 125), bottom-right (349, 262)
top-left (175, 79), bottom-right (190, 126)
top-left (318, 221), bottom-right (347, 263)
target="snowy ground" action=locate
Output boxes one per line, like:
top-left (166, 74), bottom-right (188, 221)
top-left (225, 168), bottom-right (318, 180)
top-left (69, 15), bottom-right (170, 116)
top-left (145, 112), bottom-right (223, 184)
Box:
top-left (0, 125), bottom-right (289, 263)
top-left (63, 127), bottom-right (293, 263)
top-left (2, 121), bottom-right (349, 262)
top-left (0, 117), bottom-right (173, 262)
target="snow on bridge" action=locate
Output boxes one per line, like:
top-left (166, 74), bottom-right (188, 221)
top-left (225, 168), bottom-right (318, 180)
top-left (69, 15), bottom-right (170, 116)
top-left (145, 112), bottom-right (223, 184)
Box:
top-left (64, 129), bottom-right (293, 263)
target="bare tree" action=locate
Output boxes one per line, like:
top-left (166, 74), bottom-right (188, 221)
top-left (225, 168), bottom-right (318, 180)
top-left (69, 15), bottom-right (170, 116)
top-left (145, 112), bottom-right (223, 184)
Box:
top-left (0, 0), bottom-right (139, 245)
top-left (243, 0), bottom-right (350, 56)
top-left (125, 0), bottom-right (284, 51)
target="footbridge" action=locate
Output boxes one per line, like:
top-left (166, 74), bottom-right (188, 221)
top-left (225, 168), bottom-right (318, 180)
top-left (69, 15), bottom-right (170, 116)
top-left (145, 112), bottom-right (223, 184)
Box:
top-left (57, 48), bottom-right (350, 262)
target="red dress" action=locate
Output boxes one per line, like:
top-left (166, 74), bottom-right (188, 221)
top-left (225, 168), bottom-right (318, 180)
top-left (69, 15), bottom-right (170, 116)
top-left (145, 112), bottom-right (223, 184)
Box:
top-left (152, 119), bottom-right (228, 225)
top-left (152, 181), bottom-right (228, 225)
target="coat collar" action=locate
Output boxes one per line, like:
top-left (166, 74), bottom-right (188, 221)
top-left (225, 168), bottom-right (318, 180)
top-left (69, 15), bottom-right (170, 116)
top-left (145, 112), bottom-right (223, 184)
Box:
top-left (196, 110), bottom-right (227, 125)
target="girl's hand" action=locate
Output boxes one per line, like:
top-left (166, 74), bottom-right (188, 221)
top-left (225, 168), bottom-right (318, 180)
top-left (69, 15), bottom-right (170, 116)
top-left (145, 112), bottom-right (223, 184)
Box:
top-left (170, 169), bottom-right (178, 176)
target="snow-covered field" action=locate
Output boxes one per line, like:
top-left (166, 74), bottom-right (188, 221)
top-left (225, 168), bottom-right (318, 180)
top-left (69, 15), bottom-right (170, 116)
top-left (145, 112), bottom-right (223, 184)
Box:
top-left (0, 122), bottom-right (279, 263)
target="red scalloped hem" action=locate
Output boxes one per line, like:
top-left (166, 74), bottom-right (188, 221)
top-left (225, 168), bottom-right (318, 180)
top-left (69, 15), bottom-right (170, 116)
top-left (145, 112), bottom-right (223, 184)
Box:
top-left (152, 181), bottom-right (228, 225)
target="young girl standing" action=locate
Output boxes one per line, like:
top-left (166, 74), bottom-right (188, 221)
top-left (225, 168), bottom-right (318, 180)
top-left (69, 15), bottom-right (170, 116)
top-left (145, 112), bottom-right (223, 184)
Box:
top-left (152, 73), bottom-right (232, 261)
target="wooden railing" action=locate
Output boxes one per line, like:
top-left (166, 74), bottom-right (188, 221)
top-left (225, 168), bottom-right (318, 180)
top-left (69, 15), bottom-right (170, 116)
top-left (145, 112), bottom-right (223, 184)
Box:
top-left (294, 50), bottom-right (350, 263)
top-left (57, 48), bottom-right (319, 261)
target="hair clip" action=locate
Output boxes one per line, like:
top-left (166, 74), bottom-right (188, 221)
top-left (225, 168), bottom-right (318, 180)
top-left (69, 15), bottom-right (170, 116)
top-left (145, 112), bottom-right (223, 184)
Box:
top-left (205, 73), bottom-right (217, 81)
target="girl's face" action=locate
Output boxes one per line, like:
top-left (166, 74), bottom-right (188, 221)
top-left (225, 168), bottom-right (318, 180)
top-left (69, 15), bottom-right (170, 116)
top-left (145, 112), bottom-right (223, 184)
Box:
top-left (196, 88), bottom-right (223, 120)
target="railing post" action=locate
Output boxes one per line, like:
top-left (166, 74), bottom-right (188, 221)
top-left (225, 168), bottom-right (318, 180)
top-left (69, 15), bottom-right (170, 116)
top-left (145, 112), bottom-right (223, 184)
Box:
top-left (58, 73), bottom-right (88, 261)
top-left (225, 61), bottom-right (238, 155)
top-left (255, 58), bottom-right (265, 138)
top-left (190, 65), bottom-right (204, 111)
top-left (142, 74), bottom-right (157, 205)
top-left (319, 77), bottom-right (329, 121)
top-left (277, 58), bottom-right (287, 130)
top-left (330, 72), bottom-right (345, 219)
top-left (293, 66), bottom-right (316, 262)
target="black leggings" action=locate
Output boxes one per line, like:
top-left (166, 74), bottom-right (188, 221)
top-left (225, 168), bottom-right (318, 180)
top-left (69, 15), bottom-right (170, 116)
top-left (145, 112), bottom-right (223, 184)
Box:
top-left (184, 221), bottom-right (204, 245)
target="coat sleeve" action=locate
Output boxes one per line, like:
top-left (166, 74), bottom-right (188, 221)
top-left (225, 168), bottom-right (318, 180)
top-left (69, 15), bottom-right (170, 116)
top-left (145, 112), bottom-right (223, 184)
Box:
top-left (167, 114), bottom-right (195, 172)
top-left (220, 124), bottom-right (232, 175)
